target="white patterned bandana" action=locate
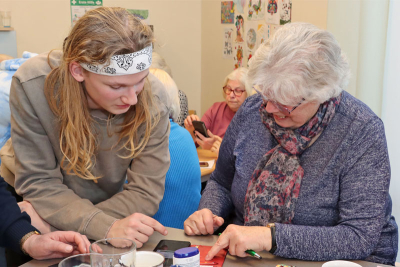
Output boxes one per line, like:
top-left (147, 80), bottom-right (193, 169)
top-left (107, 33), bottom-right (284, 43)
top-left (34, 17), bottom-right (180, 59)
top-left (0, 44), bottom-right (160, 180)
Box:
top-left (80, 45), bottom-right (152, 76)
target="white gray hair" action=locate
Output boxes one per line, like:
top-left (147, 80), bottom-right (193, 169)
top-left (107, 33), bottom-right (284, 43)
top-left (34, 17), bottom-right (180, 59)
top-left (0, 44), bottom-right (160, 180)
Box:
top-left (223, 67), bottom-right (251, 96)
top-left (149, 68), bottom-right (180, 121)
top-left (247, 22), bottom-right (350, 105)
top-left (151, 52), bottom-right (173, 78)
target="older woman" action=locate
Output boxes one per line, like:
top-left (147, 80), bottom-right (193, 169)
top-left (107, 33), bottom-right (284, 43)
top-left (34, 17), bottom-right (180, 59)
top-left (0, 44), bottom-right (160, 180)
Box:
top-left (184, 23), bottom-right (398, 266)
top-left (184, 67), bottom-right (250, 154)
top-left (151, 52), bottom-right (189, 127)
top-left (149, 68), bottom-right (201, 229)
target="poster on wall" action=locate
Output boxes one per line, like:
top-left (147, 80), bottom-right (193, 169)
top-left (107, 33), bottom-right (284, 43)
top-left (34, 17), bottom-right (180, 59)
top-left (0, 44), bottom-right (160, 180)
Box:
top-left (246, 48), bottom-right (253, 67)
top-left (256, 23), bottom-right (268, 48)
top-left (233, 44), bottom-right (244, 69)
top-left (234, 15), bottom-right (245, 43)
top-left (70, 0), bottom-right (102, 26)
top-left (271, 24), bottom-right (281, 37)
top-left (233, 0), bottom-right (246, 14)
top-left (246, 27), bottom-right (257, 50)
top-left (280, 0), bottom-right (292, 25)
top-left (127, 9), bottom-right (150, 25)
top-left (247, 0), bottom-right (265, 21)
top-left (265, 0), bottom-right (279, 25)
top-left (221, 1), bottom-right (235, 24)
top-left (223, 28), bottom-right (234, 59)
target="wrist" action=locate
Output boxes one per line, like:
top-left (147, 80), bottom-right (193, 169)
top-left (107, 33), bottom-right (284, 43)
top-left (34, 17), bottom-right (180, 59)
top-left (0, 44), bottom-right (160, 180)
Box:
top-left (20, 230), bottom-right (40, 255)
top-left (266, 223), bottom-right (277, 254)
top-left (106, 219), bottom-right (120, 238)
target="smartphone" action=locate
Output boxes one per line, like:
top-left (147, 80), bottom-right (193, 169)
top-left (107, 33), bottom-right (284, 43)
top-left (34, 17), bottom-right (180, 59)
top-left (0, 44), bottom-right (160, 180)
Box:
top-left (154, 239), bottom-right (191, 267)
top-left (192, 120), bottom-right (209, 138)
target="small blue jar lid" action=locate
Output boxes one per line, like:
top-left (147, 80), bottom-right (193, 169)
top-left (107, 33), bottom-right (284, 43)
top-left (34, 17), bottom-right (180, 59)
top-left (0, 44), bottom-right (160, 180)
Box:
top-left (173, 247), bottom-right (199, 258)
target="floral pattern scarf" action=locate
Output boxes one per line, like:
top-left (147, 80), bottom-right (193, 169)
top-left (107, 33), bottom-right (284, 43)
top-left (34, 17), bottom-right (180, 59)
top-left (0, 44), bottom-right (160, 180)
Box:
top-left (244, 95), bottom-right (341, 226)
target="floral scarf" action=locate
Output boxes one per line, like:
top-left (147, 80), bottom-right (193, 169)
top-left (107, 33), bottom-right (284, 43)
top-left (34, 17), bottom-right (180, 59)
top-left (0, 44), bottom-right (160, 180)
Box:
top-left (243, 95), bottom-right (341, 226)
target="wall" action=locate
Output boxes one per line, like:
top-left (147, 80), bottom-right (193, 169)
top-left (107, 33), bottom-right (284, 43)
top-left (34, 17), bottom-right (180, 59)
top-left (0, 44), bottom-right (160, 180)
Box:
top-left (326, 1), bottom-right (360, 97)
top-left (200, 0), bottom-right (328, 117)
top-left (328, 0), bottom-right (389, 117)
top-left (0, 0), bottom-right (202, 114)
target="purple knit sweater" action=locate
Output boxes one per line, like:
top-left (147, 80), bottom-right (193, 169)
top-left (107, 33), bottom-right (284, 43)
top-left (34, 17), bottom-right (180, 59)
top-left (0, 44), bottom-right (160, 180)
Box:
top-left (199, 91), bottom-right (398, 266)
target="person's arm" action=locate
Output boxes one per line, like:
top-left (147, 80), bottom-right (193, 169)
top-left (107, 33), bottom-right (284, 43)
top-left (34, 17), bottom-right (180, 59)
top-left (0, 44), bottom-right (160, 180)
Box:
top-left (274, 118), bottom-right (392, 261)
top-left (10, 76), bottom-right (118, 241)
top-left (185, 104), bottom-right (243, 236)
top-left (198, 103), bottom-right (241, 219)
top-left (22, 231), bottom-right (90, 260)
top-left (0, 178), bottom-right (90, 259)
top-left (0, 177), bottom-right (37, 253)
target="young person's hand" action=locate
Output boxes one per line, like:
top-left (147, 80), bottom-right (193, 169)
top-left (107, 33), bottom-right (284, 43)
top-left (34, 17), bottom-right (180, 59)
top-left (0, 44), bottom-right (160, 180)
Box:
top-left (107, 213), bottom-right (168, 248)
top-left (18, 201), bottom-right (51, 234)
top-left (184, 208), bottom-right (224, 236)
top-left (22, 231), bottom-right (90, 260)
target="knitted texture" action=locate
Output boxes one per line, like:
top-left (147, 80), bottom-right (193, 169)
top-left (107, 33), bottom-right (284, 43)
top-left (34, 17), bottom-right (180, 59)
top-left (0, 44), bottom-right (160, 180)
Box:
top-left (153, 120), bottom-right (201, 229)
top-left (199, 91), bottom-right (398, 265)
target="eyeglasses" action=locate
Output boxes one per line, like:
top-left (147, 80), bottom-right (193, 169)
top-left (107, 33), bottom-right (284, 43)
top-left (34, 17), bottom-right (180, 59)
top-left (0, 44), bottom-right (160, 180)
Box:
top-left (223, 86), bottom-right (246, 97)
top-left (268, 98), bottom-right (305, 116)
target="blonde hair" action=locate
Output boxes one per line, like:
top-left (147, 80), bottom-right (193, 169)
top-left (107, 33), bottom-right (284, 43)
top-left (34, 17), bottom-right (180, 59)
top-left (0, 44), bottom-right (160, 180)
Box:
top-left (45, 7), bottom-right (159, 180)
top-left (149, 68), bottom-right (180, 122)
top-left (248, 22), bottom-right (350, 106)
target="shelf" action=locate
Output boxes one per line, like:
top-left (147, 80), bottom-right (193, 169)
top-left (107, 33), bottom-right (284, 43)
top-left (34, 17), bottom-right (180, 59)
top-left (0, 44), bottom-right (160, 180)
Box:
top-left (0, 27), bottom-right (14, 31)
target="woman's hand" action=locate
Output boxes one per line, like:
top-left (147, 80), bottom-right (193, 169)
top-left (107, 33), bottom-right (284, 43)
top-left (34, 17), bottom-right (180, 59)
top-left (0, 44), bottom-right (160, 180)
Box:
top-left (184, 208), bottom-right (224, 236)
top-left (184, 114), bottom-right (201, 138)
top-left (210, 135), bottom-right (222, 156)
top-left (195, 130), bottom-right (221, 152)
top-left (205, 225), bottom-right (272, 260)
top-left (18, 201), bottom-right (51, 234)
top-left (22, 231), bottom-right (90, 260)
top-left (107, 213), bottom-right (168, 248)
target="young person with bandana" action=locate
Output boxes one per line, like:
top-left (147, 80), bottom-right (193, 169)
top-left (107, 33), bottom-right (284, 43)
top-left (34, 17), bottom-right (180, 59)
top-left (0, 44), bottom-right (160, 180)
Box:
top-left (184, 23), bottom-right (398, 266)
top-left (0, 7), bottom-right (170, 247)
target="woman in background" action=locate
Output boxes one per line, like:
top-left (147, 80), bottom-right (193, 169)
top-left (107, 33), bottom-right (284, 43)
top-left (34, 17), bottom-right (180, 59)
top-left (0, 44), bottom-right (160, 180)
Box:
top-left (150, 68), bottom-right (201, 229)
top-left (151, 52), bottom-right (189, 127)
top-left (184, 67), bottom-right (250, 155)
top-left (0, 7), bottom-right (170, 248)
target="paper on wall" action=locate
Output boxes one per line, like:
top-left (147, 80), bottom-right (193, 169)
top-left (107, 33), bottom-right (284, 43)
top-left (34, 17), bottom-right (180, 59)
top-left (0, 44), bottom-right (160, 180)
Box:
top-left (233, 0), bottom-right (246, 14)
top-left (265, 0), bottom-right (279, 25)
top-left (221, 1), bottom-right (235, 24)
top-left (223, 28), bottom-right (234, 59)
top-left (234, 14), bottom-right (245, 43)
top-left (280, 0), bottom-right (292, 25)
top-left (247, 0), bottom-right (265, 21)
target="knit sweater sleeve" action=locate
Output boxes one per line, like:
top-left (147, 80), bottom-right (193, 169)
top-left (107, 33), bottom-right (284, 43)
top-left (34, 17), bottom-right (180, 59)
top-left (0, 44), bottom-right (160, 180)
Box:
top-left (274, 118), bottom-right (392, 261)
top-left (198, 104), bottom-right (240, 219)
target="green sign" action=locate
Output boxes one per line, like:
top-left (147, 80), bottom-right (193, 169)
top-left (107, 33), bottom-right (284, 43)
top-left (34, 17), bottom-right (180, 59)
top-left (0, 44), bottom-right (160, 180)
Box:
top-left (70, 0), bottom-right (102, 25)
top-left (71, 0), bottom-right (102, 6)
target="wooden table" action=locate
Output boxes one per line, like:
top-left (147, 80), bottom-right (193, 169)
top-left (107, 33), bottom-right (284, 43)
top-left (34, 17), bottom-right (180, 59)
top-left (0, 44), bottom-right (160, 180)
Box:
top-left (20, 227), bottom-right (392, 267)
top-left (197, 148), bottom-right (217, 183)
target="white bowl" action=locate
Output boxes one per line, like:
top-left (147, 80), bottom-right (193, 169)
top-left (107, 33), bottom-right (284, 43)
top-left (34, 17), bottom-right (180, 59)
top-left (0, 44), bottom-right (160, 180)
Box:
top-left (136, 251), bottom-right (165, 267)
top-left (322, 260), bottom-right (362, 267)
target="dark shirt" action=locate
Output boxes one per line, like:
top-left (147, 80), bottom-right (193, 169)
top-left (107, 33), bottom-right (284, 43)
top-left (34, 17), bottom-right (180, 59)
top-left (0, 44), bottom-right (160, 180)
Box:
top-left (0, 177), bottom-right (37, 253)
